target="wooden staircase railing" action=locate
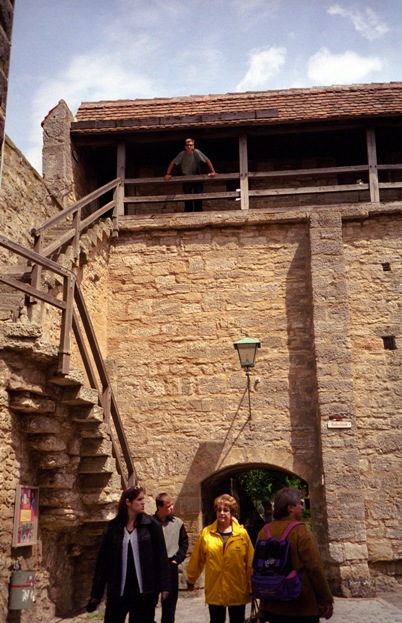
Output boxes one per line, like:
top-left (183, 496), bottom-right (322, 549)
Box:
top-left (30, 177), bottom-right (122, 291)
top-left (0, 234), bottom-right (135, 488)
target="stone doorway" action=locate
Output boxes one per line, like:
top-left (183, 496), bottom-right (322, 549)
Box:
top-left (201, 465), bottom-right (308, 544)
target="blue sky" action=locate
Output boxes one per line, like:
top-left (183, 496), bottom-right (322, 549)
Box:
top-left (6, 0), bottom-right (402, 173)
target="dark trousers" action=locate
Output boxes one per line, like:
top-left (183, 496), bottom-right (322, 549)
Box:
top-left (105, 543), bottom-right (157, 623)
top-left (160, 561), bottom-right (179, 623)
top-left (183, 181), bottom-right (203, 212)
top-left (208, 604), bottom-right (245, 623)
top-left (104, 592), bottom-right (158, 623)
top-left (260, 613), bottom-right (319, 623)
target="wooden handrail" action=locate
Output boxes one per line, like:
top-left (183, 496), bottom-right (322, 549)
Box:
top-left (121, 162), bottom-right (402, 210)
top-left (30, 178), bottom-right (121, 296)
top-left (0, 234), bottom-right (135, 488)
top-left (31, 178), bottom-right (121, 236)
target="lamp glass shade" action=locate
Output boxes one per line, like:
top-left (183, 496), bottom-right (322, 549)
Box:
top-left (233, 336), bottom-right (261, 368)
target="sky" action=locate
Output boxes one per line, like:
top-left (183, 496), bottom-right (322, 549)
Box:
top-left (6, 0), bottom-right (402, 174)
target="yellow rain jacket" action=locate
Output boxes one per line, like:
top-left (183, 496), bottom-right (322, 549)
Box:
top-left (186, 519), bottom-right (254, 606)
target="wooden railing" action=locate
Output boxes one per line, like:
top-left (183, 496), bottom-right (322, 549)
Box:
top-left (0, 234), bottom-right (135, 487)
top-left (31, 178), bottom-right (122, 291)
top-left (122, 162), bottom-right (402, 211)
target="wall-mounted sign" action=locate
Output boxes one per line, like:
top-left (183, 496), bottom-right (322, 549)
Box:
top-left (12, 485), bottom-right (39, 547)
top-left (327, 420), bottom-right (352, 429)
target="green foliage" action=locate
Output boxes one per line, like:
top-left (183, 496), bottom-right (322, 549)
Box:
top-left (237, 469), bottom-right (307, 515)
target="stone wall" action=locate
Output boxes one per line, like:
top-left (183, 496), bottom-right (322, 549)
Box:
top-left (0, 136), bottom-right (62, 255)
top-left (343, 214), bottom-right (402, 589)
top-left (0, 0), bottom-right (14, 180)
top-left (106, 209), bottom-right (401, 596)
top-left (106, 221), bottom-right (325, 542)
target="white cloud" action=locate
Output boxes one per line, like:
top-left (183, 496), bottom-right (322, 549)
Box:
top-left (24, 39), bottom-right (159, 173)
top-left (307, 48), bottom-right (384, 85)
top-left (328, 5), bottom-right (390, 40)
top-left (236, 46), bottom-right (286, 91)
top-left (231, 0), bottom-right (280, 18)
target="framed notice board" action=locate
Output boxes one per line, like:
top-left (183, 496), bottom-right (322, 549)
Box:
top-left (12, 485), bottom-right (39, 547)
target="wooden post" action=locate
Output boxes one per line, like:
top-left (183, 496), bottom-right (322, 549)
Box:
top-left (366, 127), bottom-right (380, 203)
top-left (239, 134), bottom-right (249, 210)
top-left (72, 208), bottom-right (81, 259)
top-left (58, 273), bottom-right (75, 375)
top-left (115, 142), bottom-right (126, 228)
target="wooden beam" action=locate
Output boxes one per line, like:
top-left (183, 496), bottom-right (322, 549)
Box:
top-left (366, 127), bottom-right (380, 203)
top-left (116, 142), bottom-right (126, 219)
top-left (124, 191), bottom-right (239, 203)
top-left (239, 133), bottom-right (249, 210)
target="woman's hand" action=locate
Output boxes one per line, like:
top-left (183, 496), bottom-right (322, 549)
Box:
top-left (161, 591), bottom-right (169, 601)
top-left (186, 581), bottom-right (195, 591)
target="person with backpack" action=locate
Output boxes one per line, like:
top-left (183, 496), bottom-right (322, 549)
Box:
top-left (164, 138), bottom-right (216, 212)
top-left (186, 493), bottom-right (254, 623)
top-left (255, 488), bottom-right (334, 623)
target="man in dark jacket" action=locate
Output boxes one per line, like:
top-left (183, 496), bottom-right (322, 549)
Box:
top-left (154, 493), bottom-right (189, 623)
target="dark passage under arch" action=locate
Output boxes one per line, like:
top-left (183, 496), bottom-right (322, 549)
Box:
top-left (201, 464), bottom-right (308, 544)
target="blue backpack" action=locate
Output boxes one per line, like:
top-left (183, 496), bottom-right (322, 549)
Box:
top-left (251, 521), bottom-right (303, 601)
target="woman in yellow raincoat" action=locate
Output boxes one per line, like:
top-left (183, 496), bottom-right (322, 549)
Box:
top-left (186, 494), bottom-right (254, 623)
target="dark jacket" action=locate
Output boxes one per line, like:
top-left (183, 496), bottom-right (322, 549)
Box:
top-left (90, 513), bottom-right (170, 602)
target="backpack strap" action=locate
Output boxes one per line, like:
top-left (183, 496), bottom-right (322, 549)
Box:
top-left (263, 521), bottom-right (301, 541)
top-left (263, 523), bottom-right (272, 538)
top-left (280, 521), bottom-right (302, 540)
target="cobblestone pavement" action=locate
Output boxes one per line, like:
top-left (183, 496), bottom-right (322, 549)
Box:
top-left (52, 591), bottom-right (402, 623)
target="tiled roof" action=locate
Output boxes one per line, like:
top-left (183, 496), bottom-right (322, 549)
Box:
top-left (72, 82), bottom-right (402, 135)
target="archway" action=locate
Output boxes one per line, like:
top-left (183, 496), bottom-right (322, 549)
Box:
top-left (201, 463), bottom-right (308, 544)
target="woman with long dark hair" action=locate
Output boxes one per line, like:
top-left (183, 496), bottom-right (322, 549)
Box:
top-left (86, 485), bottom-right (170, 623)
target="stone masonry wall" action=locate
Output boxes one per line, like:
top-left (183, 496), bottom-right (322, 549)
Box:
top-left (0, 136), bottom-right (62, 257)
top-left (343, 215), bottom-right (402, 590)
top-left (106, 221), bottom-right (327, 546)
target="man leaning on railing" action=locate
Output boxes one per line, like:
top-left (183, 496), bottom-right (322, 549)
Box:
top-left (164, 138), bottom-right (216, 212)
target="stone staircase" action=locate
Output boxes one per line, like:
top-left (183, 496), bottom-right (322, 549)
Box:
top-left (5, 336), bottom-right (122, 528)
top-left (0, 216), bottom-right (126, 526)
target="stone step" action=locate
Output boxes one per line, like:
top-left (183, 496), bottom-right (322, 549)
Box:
top-left (80, 437), bottom-right (113, 457)
top-left (80, 488), bottom-right (121, 507)
top-left (77, 472), bottom-right (115, 491)
top-left (0, 291), bottom-right (25, 307)
top-left (37, 471), bottom-right (76, 490)
top-left (80, 506), bottom-right (118, 524)
top-left (48, 365), bottom-right (86, 387)
top-left (20, 414), bottom-right (61, 435)
top-left (27, 434), bottom-right (67, 452)
top-left (38, 509), bottom-right (82, 528)
top-left (0, 262), bottom-right (31, 280)
top-left (34, 451), bottom-right (71, 470)
top-left (71, 404), bottom-right (104, 424)
top-left (61, 385), bottom-right (99, 406)
top-left (9, 391), bottom-right (57, 414)
top-left (78, 456), bottom-right (116, 474)
top-left (78, 422), bottom-right (109, 438)
top-left (39, 488), bottom-right (81, 509)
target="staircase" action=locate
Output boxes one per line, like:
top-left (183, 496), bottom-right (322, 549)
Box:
top-left (0, 178), bottom-right (136, 615)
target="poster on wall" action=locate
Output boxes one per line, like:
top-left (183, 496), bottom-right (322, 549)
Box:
top-left (12, 485), bottom-right (39, 547)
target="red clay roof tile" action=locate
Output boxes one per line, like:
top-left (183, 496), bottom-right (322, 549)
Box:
top-left (72, 82), bottom-right (402, 135)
